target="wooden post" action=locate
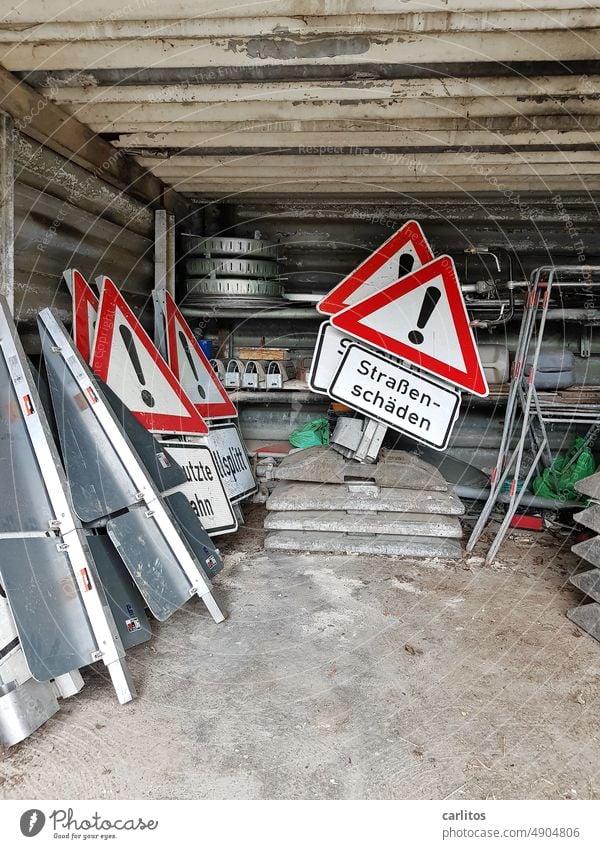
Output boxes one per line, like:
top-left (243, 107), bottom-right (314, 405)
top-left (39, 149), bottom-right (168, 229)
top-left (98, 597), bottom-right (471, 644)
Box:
top-left (0, 112), bottom-right (14, 314)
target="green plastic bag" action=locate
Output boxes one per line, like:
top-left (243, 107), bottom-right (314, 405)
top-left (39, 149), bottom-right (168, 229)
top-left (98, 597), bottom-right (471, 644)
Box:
top-left (532, 437), bottom-right (596, 502)
top-left (288, 416), bottom-right (330, 449)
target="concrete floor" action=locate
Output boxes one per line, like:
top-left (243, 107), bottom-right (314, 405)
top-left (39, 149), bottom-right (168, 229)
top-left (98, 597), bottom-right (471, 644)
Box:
top-left (1, 506), bottom-right (599, 800)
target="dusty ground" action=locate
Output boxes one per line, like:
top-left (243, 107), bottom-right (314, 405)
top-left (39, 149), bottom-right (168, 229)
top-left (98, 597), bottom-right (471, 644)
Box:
top-left (1, 505), bottom-right (599, 800)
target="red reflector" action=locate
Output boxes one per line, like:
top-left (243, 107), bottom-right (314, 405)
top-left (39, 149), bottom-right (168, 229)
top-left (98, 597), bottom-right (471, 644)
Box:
top-left (509, 515), bottom-right (543, 531)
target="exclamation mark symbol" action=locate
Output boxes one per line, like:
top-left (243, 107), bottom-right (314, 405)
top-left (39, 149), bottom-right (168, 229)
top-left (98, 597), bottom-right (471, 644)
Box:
top-left (119, 324), bottom-right (155, 407)
top-left (179, 331), bottom-right (206, 399)
top-left (408, 287), bottom-right (441, 345)
top-left (398, 253), bottom-right (415, 278)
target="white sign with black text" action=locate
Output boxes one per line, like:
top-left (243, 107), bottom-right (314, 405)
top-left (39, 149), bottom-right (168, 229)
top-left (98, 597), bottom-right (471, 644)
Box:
top-left (160, 441), bottom-right (238, 536)
top-left (308, 322), bottom-right (359, 396)
top-left (205, 423), bottom-right (257, 503)
top-left (329, 343), bottom-right (461, 450)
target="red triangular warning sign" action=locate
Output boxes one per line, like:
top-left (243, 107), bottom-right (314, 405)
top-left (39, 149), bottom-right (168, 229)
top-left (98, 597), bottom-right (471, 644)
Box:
top-left (91, 277), bottom-right (209, 435)
top-left (63, 269), bottom-right (98, 364)
top-left (155, 289), bottom-right (237, 420)
top-left (318, 220), bottom-right (434, 316)
top-left (331, 255), bottom-right (489, 397)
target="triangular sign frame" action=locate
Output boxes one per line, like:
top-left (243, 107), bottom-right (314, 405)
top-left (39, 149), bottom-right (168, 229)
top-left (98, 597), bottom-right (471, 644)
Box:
top-left (91, 277), bottom-right (209, 435)
top-left (331, 254), bottom-right (489, 397)
top-left (155, 289), bottom-right (237, 420)
top-left (63, 268), bottom-right (99, 364)
top-left (317, 220), bottom-right (434, 316)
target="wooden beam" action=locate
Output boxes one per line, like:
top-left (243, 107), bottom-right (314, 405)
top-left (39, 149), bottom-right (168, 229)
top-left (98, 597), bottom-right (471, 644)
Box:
top-left (0, 66), bottom-right (186, 216)
top-left (137, 151), bottom-right (600, 170)
top-left (177, 176), bottom-right (600, 194)
top-left (45, 76), bottom-right (600, 105)
top-left (0, 112), bottom-right (14, 314)
top-left (88, 115), bottom-right (600, 134)
top-left (112, 129), bottom-right (600, 150)
top-left (64, 96), bottom-right (600, 126)
top-left (3, 29), bottom-right (598, 71)
top-left (1, 9), bottom-right (598, 41)
top-left (0, 1), bottom-right (591, 24)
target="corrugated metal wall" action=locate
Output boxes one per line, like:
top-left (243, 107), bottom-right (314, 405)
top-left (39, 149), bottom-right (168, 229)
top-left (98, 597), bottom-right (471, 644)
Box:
top-left (13, 132), bottom-right (155, 344)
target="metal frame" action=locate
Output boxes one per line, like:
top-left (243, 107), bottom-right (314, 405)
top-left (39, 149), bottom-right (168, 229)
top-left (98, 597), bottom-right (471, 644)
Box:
top-left (38, 308), bottom-right (226, 624)
top-left (467, 265), bottom-right (600, 563)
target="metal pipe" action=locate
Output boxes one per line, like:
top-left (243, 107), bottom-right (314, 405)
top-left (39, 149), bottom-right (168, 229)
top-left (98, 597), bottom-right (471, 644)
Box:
top-left (182, 306), bottom-right (319, 319)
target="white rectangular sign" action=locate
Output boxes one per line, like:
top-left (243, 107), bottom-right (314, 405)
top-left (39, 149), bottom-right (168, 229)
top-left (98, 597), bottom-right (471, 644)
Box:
top-left (329, 343), bottom-right (461, 450)
top-left (308, 321), bottom-right (359, 395)
top-left (205, 423), bottom-right (257, 503)
top-left (160, 442), bottom-right (238, 536)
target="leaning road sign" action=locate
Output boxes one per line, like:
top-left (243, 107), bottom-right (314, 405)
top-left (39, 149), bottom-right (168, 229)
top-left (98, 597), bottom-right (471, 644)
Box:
top-left (159, 441), bottom-right (238, 536)
top-left (329, 343), bottom-right (461, 451)
top-left (92, 277), bottom-right (209, 435)
top-left (63, 268), bottom-right (98, 364)
top-left (309, 321), bottom-right (368, 396)
top-left (39, 308), bottom-right (226, 625)
top-left (331, 255), bottom-right (489, 397)
top-left (154, 289), bottom-right (237, 420)
top-left (205, 423), bottom-right (258, 503)
top-left (0, 297), bottom-right (135, 705)
top-left (318, 220), bottom-right (434, 315)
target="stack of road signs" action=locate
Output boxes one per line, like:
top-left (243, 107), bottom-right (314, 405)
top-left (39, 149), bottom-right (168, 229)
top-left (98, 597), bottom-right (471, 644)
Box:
top-left (0, 297), bottom-right (136, 729)
top-left (66, 270), bottom-right (255, 534)
top-left (309, 221), bottom-right (488, 452)
top-left (0, 268), bottom-right (258, 746)
top-left (39, 308), bottom-right (227, 622)
top-left (153, 289), bottom-right (237, 421)
top-left (151, 287), bottom-right (257, 511)
top-left (0, 585), bottom-right (85, 747)
top-left (92, 277), bottom-right (209, 436)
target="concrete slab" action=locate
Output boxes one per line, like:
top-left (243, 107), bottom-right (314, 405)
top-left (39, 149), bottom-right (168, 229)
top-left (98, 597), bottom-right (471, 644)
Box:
top-left (566, 602), bottom-right (600, 643)
top-left (274, 445), bottom-right (448, 490)
top-left (264, 510), bottom-right (463, 538)
top-left (264, 531), bottom-right (463, 558)
top-left (575, 470), bottom-right (600, 499)
top-left (570, 568), bottom-right (600, 603)
top-left (267, 481), bottom-right (464, 515)
top-left (573, 505), bottom-right (600, 533)
top-left (571, 535), bottom-right (600, 567)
